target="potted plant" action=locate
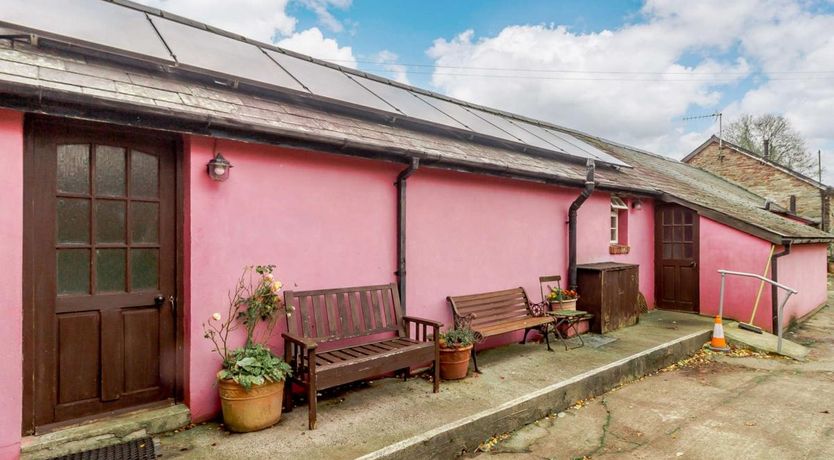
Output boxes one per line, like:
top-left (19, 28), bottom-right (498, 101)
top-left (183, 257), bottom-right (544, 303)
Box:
top-left (547, 287), bottom-right (579, 310)
top-left (438, 323), bottom-right (477, 380)
top-left (204, 265), bottom-right (294, 432)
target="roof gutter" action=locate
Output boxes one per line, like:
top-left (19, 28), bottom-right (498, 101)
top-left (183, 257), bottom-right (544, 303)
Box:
top-left (395, 157), bottom-right (420, 310)
top-left (568, 159), bottom-right (596, 290)
top-left (770, 242), bottom-right (792, 333)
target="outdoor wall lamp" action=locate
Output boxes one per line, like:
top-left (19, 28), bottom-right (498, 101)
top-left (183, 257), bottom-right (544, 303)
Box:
top-left (632, 199), bottom-right (643, 210)
top-left (207, 153), bottom-right (232, 181)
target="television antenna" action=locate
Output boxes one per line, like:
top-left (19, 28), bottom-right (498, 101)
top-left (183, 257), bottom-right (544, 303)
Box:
top-left (682, 112), bottom-right (723, 150)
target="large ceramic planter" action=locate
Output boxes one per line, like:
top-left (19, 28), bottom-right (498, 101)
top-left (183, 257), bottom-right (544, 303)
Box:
top-left (439, 344), bottom-right (473, 380)
top-left (218, 379), bottom-right (285, 432)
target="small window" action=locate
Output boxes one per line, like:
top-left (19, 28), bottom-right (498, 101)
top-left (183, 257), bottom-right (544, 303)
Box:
top-left (610, 197), bottom-right (629, 245)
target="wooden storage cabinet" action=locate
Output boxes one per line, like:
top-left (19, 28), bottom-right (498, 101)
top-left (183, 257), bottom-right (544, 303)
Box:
top-left (576, 262), bottom-right (640, 333)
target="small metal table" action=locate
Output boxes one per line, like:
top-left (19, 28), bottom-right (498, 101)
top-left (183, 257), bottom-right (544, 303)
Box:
top-left (548, 310), bottom-right (594, 350)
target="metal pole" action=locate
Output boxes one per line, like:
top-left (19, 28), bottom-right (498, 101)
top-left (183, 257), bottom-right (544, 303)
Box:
top-left (776, 291), bottom-right (794, 354)
top-left (718, 272), bottom-right (726, 318)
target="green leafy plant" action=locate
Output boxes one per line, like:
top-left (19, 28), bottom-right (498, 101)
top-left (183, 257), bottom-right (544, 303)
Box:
top-left (204, 265), bottom-right (295, 390)
top-left (439, 326), bottom-right (477, 349)
top-left (218, 344), bottom-right (292, 389)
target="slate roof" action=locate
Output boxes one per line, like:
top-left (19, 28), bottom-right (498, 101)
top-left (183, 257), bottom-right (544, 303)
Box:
top-left (0, 8), bottom-right (830, 243)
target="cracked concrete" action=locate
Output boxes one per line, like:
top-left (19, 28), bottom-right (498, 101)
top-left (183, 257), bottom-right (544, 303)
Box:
top-left (474, 284), bottom-right (834, 460)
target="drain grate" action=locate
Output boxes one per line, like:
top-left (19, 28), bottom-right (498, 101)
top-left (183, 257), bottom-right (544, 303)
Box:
top-left (49, 437), bottom-right (157, 460)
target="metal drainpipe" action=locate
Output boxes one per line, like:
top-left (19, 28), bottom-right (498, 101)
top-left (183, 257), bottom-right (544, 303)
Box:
top-left (770, 241), bottom-right (792, 333)
top-left (396, 158), bottom-right (420, 311)
top-left (568, 159), bottom-right (596, 290)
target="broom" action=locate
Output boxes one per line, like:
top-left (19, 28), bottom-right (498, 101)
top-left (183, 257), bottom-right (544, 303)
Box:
top-left (738, 245), bottom-right (775, 334)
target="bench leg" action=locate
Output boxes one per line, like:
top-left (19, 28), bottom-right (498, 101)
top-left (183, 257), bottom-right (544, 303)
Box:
top-left (521, 327), bottom-right (533, 345)
top-left (433, 360), bottom-right (440, 393)
top-left (399, 367), bottom-right (409, 381)
top-left (471, 346), bottom-right (481, 373)
top-left (544, 325), bottom-right (554, 352)
top-left (283, 380), bottom-right (294, 412)
top-left (308, 382), bottom-right (317, 430)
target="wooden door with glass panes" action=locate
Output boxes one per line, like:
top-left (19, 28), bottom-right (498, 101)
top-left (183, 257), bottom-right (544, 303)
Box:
top-left (28, 119), bottom-right (176, 430)
top-left (654, 204), bottom-right (700, 312)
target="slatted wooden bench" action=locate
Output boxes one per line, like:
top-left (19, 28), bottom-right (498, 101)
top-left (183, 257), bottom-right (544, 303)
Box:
top-left (282, 283), bottom-right (440, 429)
top-left (448, 287), bottom-right (555, 372)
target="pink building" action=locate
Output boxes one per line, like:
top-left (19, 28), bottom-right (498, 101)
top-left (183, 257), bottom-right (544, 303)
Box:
top-left (0, 2), bottom-right (831, 458)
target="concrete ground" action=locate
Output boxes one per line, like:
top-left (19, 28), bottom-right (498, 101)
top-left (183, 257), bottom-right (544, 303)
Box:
top-left (157, 311), bottom-right (712, 459)
top-left (473, 288), bottom-right (834, 459)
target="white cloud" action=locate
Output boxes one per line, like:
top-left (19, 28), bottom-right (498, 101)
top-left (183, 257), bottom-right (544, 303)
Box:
top-left (140, 0), bottom-right (296, 41)
top-left (277, 27), bottom-right (357, 67)
top-left (372, 50), bottom-right (410, 84)
top-left (296, 0), bottom-right (352, 33)
top-left (426, 0), bottom-right (834, 185)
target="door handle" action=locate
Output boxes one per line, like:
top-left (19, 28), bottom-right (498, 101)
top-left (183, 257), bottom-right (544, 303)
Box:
top-left (169, 295), bottom-right (176, 314)
top-left (154, 294), bottom-right (165, 306)
top-left (689, 261), bottom-right (697, 268)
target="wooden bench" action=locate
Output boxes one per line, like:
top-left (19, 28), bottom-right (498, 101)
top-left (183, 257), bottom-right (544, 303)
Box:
top-left (448, 287), bottom-right (555, 372)
top-left (282, 283), bottom-right (440, 429)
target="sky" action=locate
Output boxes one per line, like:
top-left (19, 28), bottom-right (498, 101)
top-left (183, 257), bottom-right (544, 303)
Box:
top-left (138, 0), bottom-right (834, 185)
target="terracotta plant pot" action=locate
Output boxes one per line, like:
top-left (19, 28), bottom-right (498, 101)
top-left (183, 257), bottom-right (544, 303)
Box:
top-left (218, 379), bottom-right (285, 433)
top-left (439, 344), bottom-right (473, 380)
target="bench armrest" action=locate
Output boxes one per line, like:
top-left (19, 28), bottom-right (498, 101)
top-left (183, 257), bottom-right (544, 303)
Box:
top-left (402, 315), bottom-right (443, 328)
top-left (402, 316), bottom-right (441, 343)
top-left (282, 332), bottom-right (318, 350)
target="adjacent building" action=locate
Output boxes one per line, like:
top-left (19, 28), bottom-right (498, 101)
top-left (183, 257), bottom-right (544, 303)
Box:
top-left (684, 136), bottom-right (833, 232)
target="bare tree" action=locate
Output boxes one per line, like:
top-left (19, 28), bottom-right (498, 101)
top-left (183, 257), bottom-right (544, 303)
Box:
top-left (724, 114), bottom-right (818, 175)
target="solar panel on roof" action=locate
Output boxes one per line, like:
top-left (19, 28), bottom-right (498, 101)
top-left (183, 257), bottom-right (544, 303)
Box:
top-left (350, 77), bottom-right (467, 129)
top-left (543, 128), bottom-right (630, 167)
top-left (414, 94), bottom-right (522, 143)
top-left (263, 50), bottom-right (393, 112)
top-left (149, 17), bottom-right (305, 92)
top-left (0, 0), bottom-right (174, 64)
top-left (470, 109), bottom-right (560, 152)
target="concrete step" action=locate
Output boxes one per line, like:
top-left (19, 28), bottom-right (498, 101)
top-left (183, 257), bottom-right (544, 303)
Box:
top-left (356, 329), bottom-right (711, 460)
top-left (21, 403), bottom-right (190, 460)
top-left (724, 320), bottom-right (810, 360)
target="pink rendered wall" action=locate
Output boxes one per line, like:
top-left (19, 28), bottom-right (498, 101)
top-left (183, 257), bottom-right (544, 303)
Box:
top-left (406, 169), bottom-right (657, 336)
top-left (185, 136), bottom-right (399, 421)
top-left (699, 217), bottom-right (828, 331)
top-left (185, 138), bottom-right (658, 420)
top-left (0, 110), bottom-right (23, 459)
top-left (575, 195), bottom-right (656, 307)
top-left (776, 243), bottom-right (829, 326)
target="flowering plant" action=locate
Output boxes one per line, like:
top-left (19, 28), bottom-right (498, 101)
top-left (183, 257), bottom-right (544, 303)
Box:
top-left (204, 265), bottom-right (293, 389)
top-left (547, 287), bottom-right (578, 302)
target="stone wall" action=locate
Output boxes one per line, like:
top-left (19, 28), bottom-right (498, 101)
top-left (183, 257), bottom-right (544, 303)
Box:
top-left (687, 141), bottom-right (832, 231)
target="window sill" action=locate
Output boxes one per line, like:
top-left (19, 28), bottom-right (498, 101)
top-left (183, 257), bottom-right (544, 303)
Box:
top-left (609, 244), bottom-right (630, 255)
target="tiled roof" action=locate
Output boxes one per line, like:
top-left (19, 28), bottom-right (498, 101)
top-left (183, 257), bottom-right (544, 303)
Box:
top-left (575, 136), bottom-right (832, 241)
top-left (0, 35), bottom-right (830, 243)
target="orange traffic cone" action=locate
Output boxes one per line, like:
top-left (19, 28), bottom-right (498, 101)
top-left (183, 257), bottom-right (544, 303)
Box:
top-left (709, 315), bottom-right (730, 352)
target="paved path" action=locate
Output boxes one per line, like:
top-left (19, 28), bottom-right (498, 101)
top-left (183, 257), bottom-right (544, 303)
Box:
top-left (473, 291), bottom-right (834, 459)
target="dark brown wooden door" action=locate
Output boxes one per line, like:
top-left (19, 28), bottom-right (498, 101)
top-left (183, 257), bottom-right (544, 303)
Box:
top-left (27, 119), bottom-right (176, 430)
top-left (655, 204), bottom-right (699, 311)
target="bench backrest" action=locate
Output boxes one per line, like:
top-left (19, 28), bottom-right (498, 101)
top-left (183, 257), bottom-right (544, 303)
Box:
top-left (284, 283), bottom-right (404, 342)
top-left (448, 287), bottom-right (533, 330)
